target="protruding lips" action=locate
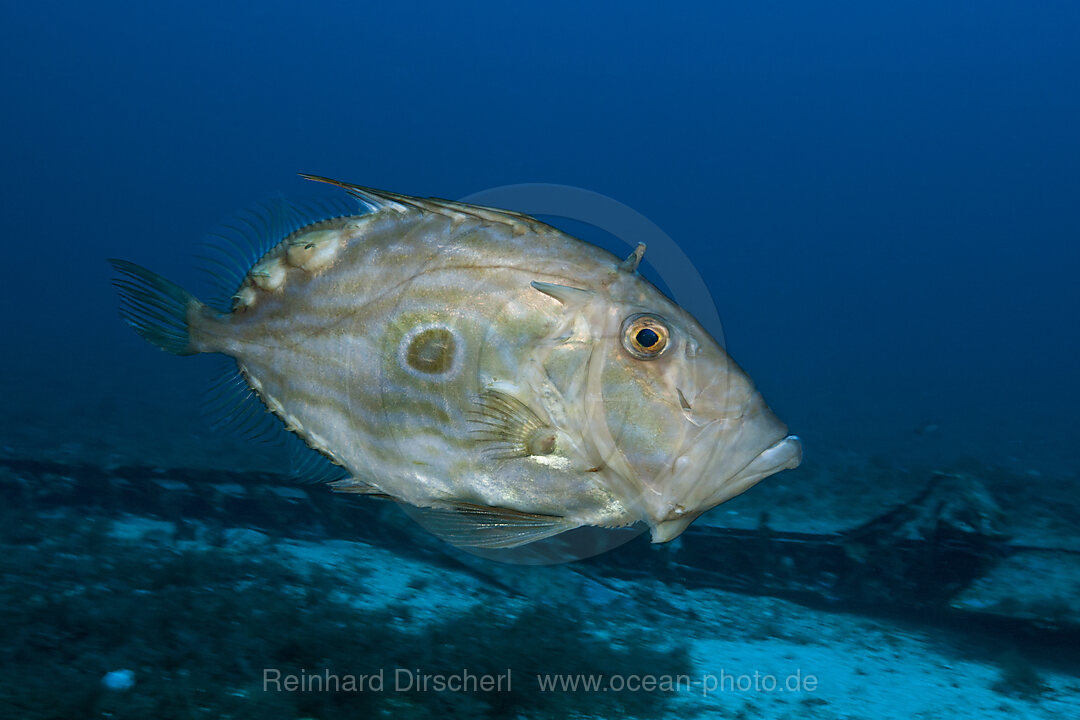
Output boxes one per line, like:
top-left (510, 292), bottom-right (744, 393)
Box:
top-left (718, 433), bottom-right (802, 504)
top-left (648, 433), bottom-right (803, 543)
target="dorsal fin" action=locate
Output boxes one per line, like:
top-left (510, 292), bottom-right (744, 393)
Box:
top-left (197, 195), bottom-right (359, 311)
top-left (298, 174), bottom-right (417, 214)
top-left (299, 174), bottom-right (545, 235)
top-left (419, 196), bottom-right (547, 235)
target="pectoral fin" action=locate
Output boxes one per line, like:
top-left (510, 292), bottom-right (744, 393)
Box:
top-left (468, 388), bottom-right (558, 460)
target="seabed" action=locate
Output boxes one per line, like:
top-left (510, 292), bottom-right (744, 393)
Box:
top-left (1, 432), bottom-right (1078, 718)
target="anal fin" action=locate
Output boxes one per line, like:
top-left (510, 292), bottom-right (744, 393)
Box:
top-left (409, 502), bottom-right (578, 549)
top-left (288, 434), bottom-right (348, 484)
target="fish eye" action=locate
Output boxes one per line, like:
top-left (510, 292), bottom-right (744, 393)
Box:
top-left (621, 313), bottom-right (670, 359)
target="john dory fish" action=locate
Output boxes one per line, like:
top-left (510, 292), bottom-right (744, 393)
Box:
top-left (111, 176), bottom-right (801, 548)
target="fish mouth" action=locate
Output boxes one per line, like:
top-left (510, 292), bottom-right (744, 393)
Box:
top-left (720, 433), bottom-right (802, 501)
top-left (649, 434), bottom-right (803, 543)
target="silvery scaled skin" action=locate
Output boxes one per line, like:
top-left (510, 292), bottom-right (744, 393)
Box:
top-left (111, 177), bottom-right (801, 549)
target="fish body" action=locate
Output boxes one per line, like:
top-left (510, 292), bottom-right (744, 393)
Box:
top-left (112, 177), bottom-right (801, 548)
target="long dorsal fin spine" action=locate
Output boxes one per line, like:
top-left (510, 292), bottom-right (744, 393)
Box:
top-left (298, 173), bottom-right (545, 235)
top-left (298, 173), bottom-right (412, 213)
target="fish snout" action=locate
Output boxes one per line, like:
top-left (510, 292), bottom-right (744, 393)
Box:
top-left (644, 425), bottom-right (802, 543)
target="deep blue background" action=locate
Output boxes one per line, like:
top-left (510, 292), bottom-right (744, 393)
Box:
top-left (2, 1), bottom-right (1077, 473)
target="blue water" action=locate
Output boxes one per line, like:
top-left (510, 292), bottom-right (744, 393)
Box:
top-left (2, 1), bottom-right (1078, 717)
top-left (4, 1), bottom-right (1078, 473)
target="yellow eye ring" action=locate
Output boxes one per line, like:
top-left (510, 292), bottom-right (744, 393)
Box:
top-left (621, 313), bottom-right (670, 359)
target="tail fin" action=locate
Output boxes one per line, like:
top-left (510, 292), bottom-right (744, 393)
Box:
top-left (109, 259), bottom-right (203, 356)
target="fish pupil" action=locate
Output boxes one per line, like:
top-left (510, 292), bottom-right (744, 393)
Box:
top-left (636, 328), bottom-right (659, 348)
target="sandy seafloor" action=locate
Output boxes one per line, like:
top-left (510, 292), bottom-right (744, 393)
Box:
top-left (1, 383), bottom-right (1079, 719)
top-left (145, 524), bottom-right (1080, 720)
top-left (58, 514), bottom-right (1080, 719)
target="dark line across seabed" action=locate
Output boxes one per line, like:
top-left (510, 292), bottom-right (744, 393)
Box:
top-left (4, 453), bottom-right (1078, 649)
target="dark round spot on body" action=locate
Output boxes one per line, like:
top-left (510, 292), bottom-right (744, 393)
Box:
top-left (407, 327), bottom-right (456, 374)
top-left (635, 328), bottom-right (660, 348)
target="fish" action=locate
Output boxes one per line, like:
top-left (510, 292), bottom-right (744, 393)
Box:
top-left (110, 175), bottom-right (801, 549)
